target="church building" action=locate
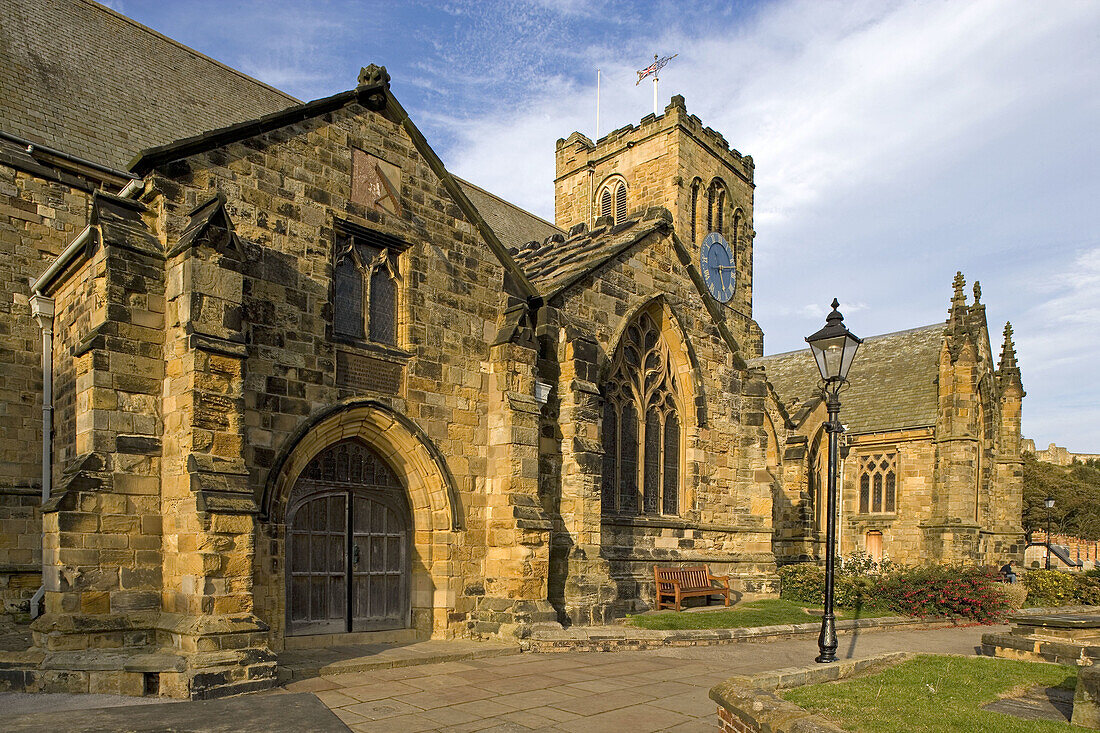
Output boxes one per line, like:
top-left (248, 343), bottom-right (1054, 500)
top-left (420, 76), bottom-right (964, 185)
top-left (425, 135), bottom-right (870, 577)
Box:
top-left (0, 0), bottom-right (1023, 699)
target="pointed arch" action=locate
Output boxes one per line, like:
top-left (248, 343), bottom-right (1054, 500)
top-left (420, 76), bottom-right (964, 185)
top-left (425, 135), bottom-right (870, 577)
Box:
top-left (595, 174), bottom-right (629, 224)
top-left (600, 298), bottom-right (706, 517)
top-left (262, 398), bottom-right (462, 531)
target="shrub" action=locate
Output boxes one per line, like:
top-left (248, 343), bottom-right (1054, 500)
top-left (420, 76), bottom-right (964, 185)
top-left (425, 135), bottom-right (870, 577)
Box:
top-left (995, 582), bottom-right (1028, 609)
top-left (1073, 574), bottom-right (1100, 606)
top-left (1022, 569), bottom-right (1077, 607)
top-left (875, 564), bottom-right (1008, 622)
top-left (778, 563), bottom-right (824, 605)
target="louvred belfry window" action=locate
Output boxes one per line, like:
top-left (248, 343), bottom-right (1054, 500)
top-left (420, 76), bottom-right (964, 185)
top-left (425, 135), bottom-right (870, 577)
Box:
top-left (598, 179), bottom-right (628, 224)
top-left (601, 311), bottom-right (682, 516)
top-left (858, 452), bottom-right (897, 514)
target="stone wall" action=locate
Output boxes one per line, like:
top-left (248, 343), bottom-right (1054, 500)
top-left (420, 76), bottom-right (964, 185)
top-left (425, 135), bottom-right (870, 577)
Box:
top-left (540, 223), bottom-right (777, 621)
top-left (142, 101), bottom-right (524, 646)
top-left (0, 162), bottom-right (93, 616)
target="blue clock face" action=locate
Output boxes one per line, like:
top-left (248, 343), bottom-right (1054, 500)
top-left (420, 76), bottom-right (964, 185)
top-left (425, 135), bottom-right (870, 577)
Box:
top-left (700, 232), bottom-right (735, 303)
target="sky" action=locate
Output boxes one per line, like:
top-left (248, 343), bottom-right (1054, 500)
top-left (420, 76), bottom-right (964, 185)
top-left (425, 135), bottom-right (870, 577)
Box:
top-left (104, 0), bottom-right (1100, 451)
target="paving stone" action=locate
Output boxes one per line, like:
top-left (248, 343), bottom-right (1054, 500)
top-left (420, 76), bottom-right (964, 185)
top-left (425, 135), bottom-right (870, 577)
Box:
top-left (554, 703), bottom-right (691, 733)
top-left (339, 680), bottom-right (423, 702)
top-left (549, 689), bottom-right (655, 716)
top-left (492, 688), bottom-right (579, 711)
top-left (344, 697), bottom-right (424, 720)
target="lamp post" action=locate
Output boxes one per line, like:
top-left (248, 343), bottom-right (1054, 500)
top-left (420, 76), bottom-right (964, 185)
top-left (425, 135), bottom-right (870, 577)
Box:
top-left (1045, 496), bottom-right (1055, 570)
top-left (805, 299), bottom-right (862, 664)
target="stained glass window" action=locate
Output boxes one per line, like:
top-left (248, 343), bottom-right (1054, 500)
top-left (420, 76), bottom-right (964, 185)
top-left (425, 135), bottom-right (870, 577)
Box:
top-left (601, 310), bottom-right (682, 516)
top-left (332, 228), bottom-right (401, 347)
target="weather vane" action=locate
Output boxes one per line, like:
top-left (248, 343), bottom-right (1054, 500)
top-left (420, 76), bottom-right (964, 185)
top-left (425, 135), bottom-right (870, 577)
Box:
top-left (637, 53), bottom-right (677, 115)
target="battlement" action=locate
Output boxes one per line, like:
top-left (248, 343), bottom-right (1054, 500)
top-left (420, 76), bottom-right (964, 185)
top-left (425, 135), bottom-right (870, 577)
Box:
top-left (555, 95), bottom-right (753, 184)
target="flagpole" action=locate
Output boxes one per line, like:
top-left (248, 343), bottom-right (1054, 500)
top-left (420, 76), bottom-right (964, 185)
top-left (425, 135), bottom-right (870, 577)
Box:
top-left (653, 74), bottom-right (658, 115)
top-left (596, 68), bottom-right (601, 140)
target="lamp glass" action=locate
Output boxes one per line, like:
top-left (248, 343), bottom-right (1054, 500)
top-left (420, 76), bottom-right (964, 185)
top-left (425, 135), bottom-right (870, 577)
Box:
top-left (808, 332), bottom-right (861, 382)
top-left (1045, 497), bottom-right (1055, 509)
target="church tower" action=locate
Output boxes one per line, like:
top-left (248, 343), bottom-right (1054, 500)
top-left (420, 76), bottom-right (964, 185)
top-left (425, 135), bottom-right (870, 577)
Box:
top-left (554, 96), bottom-right (760, 355)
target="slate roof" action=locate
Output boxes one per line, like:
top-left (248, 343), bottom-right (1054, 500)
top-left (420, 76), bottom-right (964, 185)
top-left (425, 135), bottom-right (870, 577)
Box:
top-left (0, 0), bottom-right (299, 171)
top-left (750, 324), bottom-right (946, 435)
top-left (510, 210), bottom-right (671, 297)
top-left (456, 178), bottom-right (562, 254)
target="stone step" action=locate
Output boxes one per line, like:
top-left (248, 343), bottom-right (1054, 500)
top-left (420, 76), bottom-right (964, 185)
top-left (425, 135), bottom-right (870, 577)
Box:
top-left (277, 638), bottom-right (520, 681)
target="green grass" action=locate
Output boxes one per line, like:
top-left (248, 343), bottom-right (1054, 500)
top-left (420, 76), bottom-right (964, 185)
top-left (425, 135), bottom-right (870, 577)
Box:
top-left (782, 655), bottom-right (1080, 733)
top-left (625, 598), bottom-right (895, 630)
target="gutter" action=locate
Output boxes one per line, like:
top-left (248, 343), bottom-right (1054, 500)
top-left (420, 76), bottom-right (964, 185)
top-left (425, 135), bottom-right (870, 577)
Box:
top-left (0, 130), bottom-right (138, 184)
top-left (26, 176), bottom-right (143, 618)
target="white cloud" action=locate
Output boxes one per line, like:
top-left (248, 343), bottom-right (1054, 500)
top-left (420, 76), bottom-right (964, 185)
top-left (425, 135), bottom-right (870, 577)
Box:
top-left (424, 0), bottom-right (1100, 449)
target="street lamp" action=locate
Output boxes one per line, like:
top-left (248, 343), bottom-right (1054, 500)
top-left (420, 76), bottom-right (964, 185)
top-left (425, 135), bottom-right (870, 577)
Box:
top-left (806, 299), bottom-right (862, 664)
top-left (1045, 496), bottom-right (1055, 570)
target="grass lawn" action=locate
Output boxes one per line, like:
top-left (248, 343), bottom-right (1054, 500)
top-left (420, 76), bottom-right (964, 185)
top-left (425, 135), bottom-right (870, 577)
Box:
top-left (625, 598), bottom-right (895, 630)
top-left (782, 655), bottom-right (1080, 733)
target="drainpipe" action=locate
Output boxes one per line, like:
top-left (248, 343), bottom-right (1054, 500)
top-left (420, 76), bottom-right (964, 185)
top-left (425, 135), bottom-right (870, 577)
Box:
top-left (28, 294), bottom-right (54, 619)
top-left (26, 176), bottom-right (143, 619)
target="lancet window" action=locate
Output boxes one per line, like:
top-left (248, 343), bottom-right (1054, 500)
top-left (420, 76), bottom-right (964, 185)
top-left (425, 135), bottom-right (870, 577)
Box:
top-left (601, 311), bottom-right (682, 516)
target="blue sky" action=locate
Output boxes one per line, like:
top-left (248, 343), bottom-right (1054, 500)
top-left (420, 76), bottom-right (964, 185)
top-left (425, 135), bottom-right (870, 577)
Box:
top-left (105, 0), bottom-right (1100, 451)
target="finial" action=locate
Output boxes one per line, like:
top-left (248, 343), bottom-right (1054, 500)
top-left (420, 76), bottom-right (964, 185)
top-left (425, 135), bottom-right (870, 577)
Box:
top-left (973, 281), bottom-right (981, 304)
top-left (358, 64), bottom-right (390, 88)
top-left (999, 321), bottom-right (1018, 372)
top-left (952, 271), bottom-right (966, 302)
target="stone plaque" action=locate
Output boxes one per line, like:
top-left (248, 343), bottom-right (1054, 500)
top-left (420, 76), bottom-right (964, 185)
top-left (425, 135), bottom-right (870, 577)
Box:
top-left (336, 349), bottom-right (403, 394)
top-left (351, 148), bottom-right (402, 215)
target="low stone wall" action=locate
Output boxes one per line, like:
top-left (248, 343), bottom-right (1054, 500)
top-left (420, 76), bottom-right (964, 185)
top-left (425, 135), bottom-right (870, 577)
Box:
top-left (525, 615), bottom-right (976, 652)
top-left (709, 652), bottom-right (910, 733)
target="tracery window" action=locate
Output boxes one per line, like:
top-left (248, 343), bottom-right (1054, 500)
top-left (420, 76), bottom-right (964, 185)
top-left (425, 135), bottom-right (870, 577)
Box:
top-left (858, 452), bottom-right (897, 514)
top-left (601, 311), bottom-right (682, 516)
top-left (598, 178), bottom-right (628, 224)
top-left (332, 224), bottom-right (403, 346)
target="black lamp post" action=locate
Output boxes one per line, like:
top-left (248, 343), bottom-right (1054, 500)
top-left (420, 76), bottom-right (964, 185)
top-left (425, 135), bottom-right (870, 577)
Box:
top-left (805, 299), bottom-right (862, 664)
top-left (1045, 496), bottom-right (1055, 570)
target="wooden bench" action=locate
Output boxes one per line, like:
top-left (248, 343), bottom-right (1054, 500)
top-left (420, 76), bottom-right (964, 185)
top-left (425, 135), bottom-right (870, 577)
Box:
top-left (653, 565), bottom-right (731, 611)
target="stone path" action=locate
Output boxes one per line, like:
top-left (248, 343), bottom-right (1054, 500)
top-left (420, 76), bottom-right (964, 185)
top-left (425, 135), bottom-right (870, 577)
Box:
top-left (284, 624), bottom-right (1005, 732)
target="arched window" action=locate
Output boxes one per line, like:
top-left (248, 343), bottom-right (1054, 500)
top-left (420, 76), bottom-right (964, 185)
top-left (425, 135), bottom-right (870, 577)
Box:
top-left (689, 179), bottom-right (701, 244)
top-left (601, 310), bottom-right (682, 516)
top-left (707, 179), bottom-right (728, 236)
top-left (597, 178), bottom-right (628, 224)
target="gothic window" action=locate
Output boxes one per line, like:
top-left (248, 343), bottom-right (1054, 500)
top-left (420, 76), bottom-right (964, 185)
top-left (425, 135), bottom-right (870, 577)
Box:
top-left (598, 178), bottom-right (628, 224)
top-left (601, 310), bottom-right (682, 516)
top-left (690, 179), bottom-right (701, 244)
top-left (858, 452), bottom-right (897, 514)
top-left (707, 179), bottom-right (728, 236)
top-left (332, 224), bottom-right (404, 347)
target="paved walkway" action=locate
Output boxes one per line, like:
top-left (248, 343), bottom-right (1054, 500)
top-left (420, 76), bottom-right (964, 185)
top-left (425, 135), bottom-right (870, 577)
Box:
top-left (0, 623), bottom-right (1005, 732)
top-left (285, 623), bottom-right (1006, 732)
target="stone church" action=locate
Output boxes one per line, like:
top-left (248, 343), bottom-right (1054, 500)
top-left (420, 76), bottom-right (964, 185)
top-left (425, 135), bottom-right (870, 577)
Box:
top-left (0, 0), bottom-right (1023, 698)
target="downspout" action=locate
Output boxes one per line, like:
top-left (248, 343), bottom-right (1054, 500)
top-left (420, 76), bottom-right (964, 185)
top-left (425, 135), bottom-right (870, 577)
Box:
top-left (27, 177), bottom-right (144, 619)
top-left (28, 294), bottom-right (54, 619)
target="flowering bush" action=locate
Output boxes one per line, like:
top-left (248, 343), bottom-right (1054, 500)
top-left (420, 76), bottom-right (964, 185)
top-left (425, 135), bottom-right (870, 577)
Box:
top-left (1022, 569), bottom-right (1078, 606)
top-left (779, 557), bottom-right (1008, 621)
top-left (875, 564), bottom-right (1007, 622)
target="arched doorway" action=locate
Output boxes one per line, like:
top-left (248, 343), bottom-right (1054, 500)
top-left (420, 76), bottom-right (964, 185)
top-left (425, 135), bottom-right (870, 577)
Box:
top-left (286, 439), bottom-right (411, 635)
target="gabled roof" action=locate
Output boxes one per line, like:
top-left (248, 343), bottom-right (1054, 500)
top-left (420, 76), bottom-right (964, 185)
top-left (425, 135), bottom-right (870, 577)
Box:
top-left (456, 178), bottom-right (562, 253)
top-left (0, 0), bottom-right (299, 171)
top-left (751, 324), bottom-right (945, 435)
top-left (511, 209), bottom-right (672, 298)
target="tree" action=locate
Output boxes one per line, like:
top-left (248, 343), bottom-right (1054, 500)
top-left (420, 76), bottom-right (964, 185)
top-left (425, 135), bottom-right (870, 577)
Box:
top-left (1023, 455), bottom-right (1100, 540)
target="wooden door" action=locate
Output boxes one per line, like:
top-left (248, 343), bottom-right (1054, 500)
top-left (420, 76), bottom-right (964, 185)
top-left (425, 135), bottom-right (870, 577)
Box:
top-left (287, 492), bottom-right (347, 635)
top-left (286, 440), bottom-right (410, 636)
top-left (866, 530), bottom-right (883, 562)
top-left (351, 493), bottom-right (409, 631)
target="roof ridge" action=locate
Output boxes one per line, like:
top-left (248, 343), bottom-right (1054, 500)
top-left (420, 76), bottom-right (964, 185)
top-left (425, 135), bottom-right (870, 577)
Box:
top-left (454, 176), bottom-right (562, 233)
top-left (755, 322), bottom-right (944, 361)
top-left (83, 0), bottom-right (301, 105)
